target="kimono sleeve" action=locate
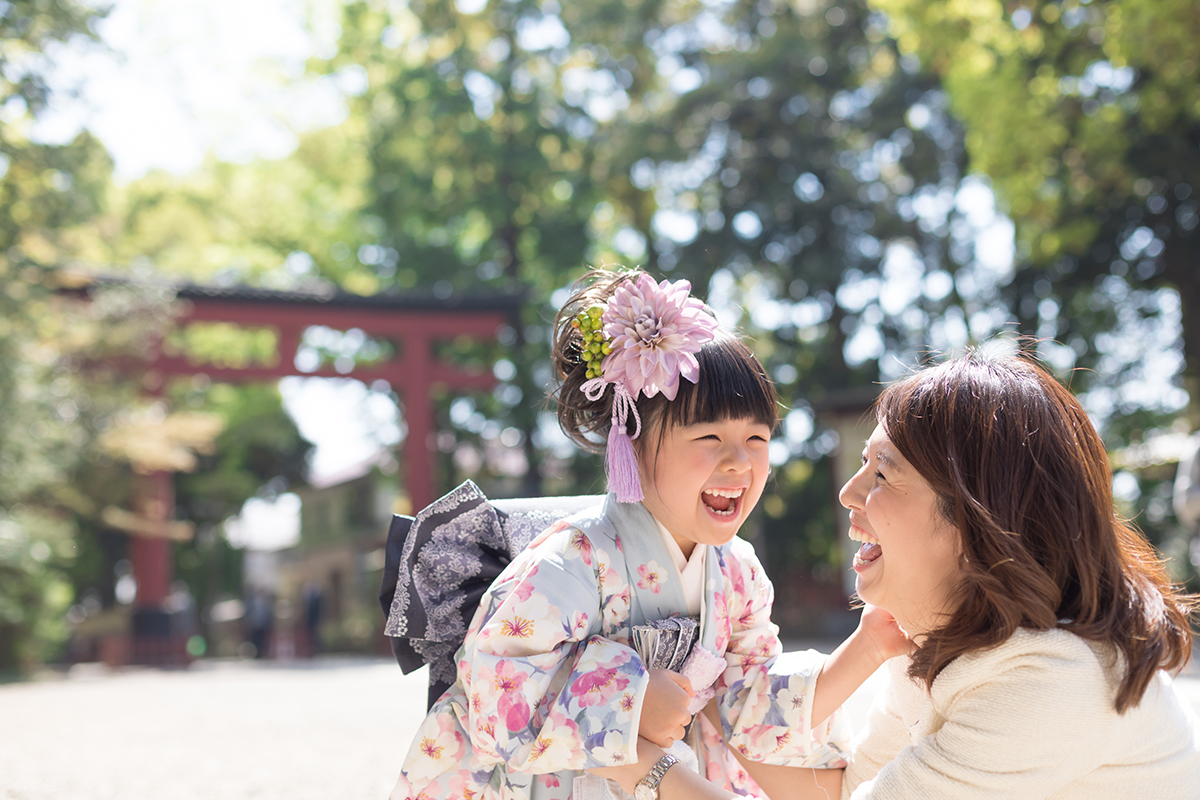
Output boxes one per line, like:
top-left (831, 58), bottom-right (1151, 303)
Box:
top-left (713, 540), bottom-right (851, 769)
top-left (841, 660), bottom-right (911, 798)
top-left (457, 528), bottom-right (650, 774)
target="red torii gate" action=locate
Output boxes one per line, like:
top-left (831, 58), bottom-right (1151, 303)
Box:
top-left (71, 277), bottom-right (521, 662)
top-left (152, 281), bottom-right (521, 504)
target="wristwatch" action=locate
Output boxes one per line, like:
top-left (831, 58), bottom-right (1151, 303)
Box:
top-left (633, 753), bottom-right (679, 800)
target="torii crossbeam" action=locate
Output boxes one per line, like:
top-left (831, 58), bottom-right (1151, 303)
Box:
top-left (146, 280), bottom-right (522, 507)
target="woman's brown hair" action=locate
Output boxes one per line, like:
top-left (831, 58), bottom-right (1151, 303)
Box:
top-left (551, 269), bottom-right (777, 458)
top-left (877, 348), bottom-right (1195, 712)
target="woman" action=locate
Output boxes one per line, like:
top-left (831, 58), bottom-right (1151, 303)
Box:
top-left (595, 350), bottom-right (1200, 799)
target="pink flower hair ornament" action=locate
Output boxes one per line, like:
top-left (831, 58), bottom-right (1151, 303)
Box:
top-left (577, 272), bottom-right (719, 503)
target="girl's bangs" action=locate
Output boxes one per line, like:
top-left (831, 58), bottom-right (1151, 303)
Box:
top-left (663, 339), bottom-right (778, 430)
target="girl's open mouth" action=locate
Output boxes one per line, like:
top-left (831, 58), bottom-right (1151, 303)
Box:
top-left (702, 488), bottom-right (744, 517)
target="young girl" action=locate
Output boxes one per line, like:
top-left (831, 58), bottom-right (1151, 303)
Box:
top-left (392, 269), bottom-right (895, 800)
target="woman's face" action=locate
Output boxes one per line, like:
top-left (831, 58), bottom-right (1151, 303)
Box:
top-left (838, 424), bottom-right (963, 636)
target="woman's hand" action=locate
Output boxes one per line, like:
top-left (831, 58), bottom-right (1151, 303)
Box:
top-left (857, 604), bottom-right (915, 663)
top-left (639, 669), bottom-right (694, 747)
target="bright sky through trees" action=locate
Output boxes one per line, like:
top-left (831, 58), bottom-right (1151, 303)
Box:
top-left (37, 0), bottom-right (346, 179)
top-left (37, 0), bottom-right (399, 480)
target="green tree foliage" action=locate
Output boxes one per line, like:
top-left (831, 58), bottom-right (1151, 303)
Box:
top-left (303, 1), bottom-right (984, 608)
top-left (321, 0), bottom-right (623, 497)
top-left (589, 0), bottom-right (981, 619)
top-left (0, 37), bottom-right (326, 666)
top-left (868, 0), bottom-right (1199, 579)
top-left (869, 0), bottom-right (1198, 403)
top-left (620, 1), bottom-right (968, 384)
top-left (0, 0), bottom-right (118, 672)
top-left (72, 124), bottom-right (375, 292)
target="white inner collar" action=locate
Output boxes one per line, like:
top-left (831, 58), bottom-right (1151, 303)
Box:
top-left (656, 520), bottom-right (706, 617)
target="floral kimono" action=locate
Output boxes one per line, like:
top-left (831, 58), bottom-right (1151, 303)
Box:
top-left (393, 494), bottom-right (849, 800)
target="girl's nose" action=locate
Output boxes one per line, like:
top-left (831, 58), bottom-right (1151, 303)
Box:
top-left (722, 443), bottom-right (752, 472)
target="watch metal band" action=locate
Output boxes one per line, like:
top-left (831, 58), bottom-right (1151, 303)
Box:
top-left (636, 753), bottom-right (679, 799)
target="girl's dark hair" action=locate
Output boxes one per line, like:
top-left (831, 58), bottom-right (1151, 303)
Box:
top-left (876, 349), bottom-right (1196, 713)
top-left (551, 269), bottom-right (778, 456)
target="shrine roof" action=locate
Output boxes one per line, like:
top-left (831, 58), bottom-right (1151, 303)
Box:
top-left (55, 270), bottom-right (526, 312)
top-left (173, 281), bottom-right (526, 312)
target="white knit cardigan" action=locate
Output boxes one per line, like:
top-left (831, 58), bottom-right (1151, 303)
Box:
top-left (843, 628), bottom-right (1200, 799)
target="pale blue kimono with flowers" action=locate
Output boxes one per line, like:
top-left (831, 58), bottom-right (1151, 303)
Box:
top-left (392, 495), bottom-right (849, 800)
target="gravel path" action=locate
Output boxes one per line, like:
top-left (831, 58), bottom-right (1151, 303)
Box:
top-left (0, 657), bottom-right (427, 800)
top-left (2, 654), bottom-right (1198, 800)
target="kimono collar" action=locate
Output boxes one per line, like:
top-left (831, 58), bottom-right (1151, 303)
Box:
top-left (566, 494), bottom-right (690, 625)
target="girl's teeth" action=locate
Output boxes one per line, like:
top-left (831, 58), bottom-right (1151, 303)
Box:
top-left (702, 489), bottom-right (741, 516)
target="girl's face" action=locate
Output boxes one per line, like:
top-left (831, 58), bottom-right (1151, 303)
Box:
top-left (638, 416), bottom-right (772, 559)
top-left (838, 424), bottom-right (963, 636)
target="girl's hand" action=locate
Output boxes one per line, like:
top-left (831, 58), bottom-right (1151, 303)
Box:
top-left (857, 604), bottom-right (915, 663)
top-left (638, 669), bottom-right (694, 747)
top-left (810, 606), bottom-right (912, 727)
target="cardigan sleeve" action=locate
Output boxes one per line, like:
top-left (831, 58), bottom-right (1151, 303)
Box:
top-left (846, 635), bottom-right (1114, 800)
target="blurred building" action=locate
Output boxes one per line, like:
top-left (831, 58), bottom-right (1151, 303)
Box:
top-left (277, 452), bottom-right (404, 656)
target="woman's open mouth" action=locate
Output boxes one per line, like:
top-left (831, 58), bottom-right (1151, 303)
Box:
top-left (701, 488), bottom-right (744, 518)
top-left (849, 525), bottom-right (882, 568)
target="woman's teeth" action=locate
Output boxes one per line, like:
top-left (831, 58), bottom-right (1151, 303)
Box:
top-left (849, 525), bottom-right (882, 566)
top-left (854, 542), bottom-right (883, 567)
top-left (848, 526), bottom-right (878, 545)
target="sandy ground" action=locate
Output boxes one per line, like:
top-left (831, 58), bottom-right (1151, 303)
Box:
top-left (2, 653), bottom-right (1199, 800)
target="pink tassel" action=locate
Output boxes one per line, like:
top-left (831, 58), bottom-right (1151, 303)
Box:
top-left (607, 423), bottom-right (643, 502)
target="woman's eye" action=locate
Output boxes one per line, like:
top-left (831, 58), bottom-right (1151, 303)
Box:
top-left (875, 471), bottom-right (887, 482)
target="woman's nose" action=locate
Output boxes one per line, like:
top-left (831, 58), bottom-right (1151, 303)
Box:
top-left (838, 468), bottom-right (866, 510)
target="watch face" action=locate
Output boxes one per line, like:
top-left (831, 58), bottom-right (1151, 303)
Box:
top-left (634, 783), bottom-right (653, 800)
